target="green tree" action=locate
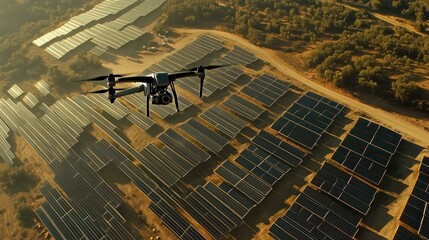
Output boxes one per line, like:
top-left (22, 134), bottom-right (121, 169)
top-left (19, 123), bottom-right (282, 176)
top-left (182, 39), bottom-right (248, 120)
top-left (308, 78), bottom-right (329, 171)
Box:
top-left (391, 75), bottom-right (417, 103)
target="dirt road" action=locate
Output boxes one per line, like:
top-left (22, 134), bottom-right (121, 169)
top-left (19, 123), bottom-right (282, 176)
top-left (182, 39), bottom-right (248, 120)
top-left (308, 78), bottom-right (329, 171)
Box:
top-left (175, 28), bottom-right (429, 147)
top-left (337, 2), bottom-right (426, 37)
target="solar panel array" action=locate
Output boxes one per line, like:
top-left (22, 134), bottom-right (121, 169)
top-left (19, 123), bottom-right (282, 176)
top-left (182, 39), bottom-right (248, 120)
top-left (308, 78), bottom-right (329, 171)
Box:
top-left (142, 35), bottom-right (224, 75)
top-left (160, 128), bottom-right (210, 162)
top-left (0, 119), bottom-right (14, 165)
top-left (179, 118), bottom-right (229, 153)
top-left (149, 193), bottom-right (204, 240)
top-left (34, 0), bottom-right (167, 59)
top-left (36, 139), bottom-right (138, 240)
top-left (222, 94), bottom-right (265, 121)
top-left (272, 91), bottom-right (345, 149)
top-left (33, 0), bottom-right (138, 47)
top-left (332, 117), bottom-right (402, 185)
top-left (234, 145), bottom-right (290, 186)
top-left (7, 84), bottom-right (24, 99)
top-left (397, 156), bottom-right (429, 239)
top-left (140, 142), bottom-right (196, 187)
top-left (178, 66), bottom-right (245, 98)
top-left (394, 225), bottom-right (422, 240)
top-left (0, 98), bottom-right (88, 163)
top-left (22, 92), bottom-right (39, 108)
top-left (269, 187), bottom-right (362, 240)
top-left (215, 160), bottom-right (272, 204)
top-left (126, 111), bottom-right (155, 131)
top-left (183, 185), bottom-right (243, 239)
top-left (35, 80), bottom-right (50, 96)
top-left (138, 35), bottom-right (248, 98)
top-left (216, 46), bottom-right (258, 66)
top-left (201, 106), bottom-right (247, 138)
top-left (252, 130), bottom-right (306, 167)
top-left (242, 73), bottom-right (291, 107)
top-left (311, 162), bottom-right (378, 215)
top-left (45, 24), bottom-right (145, 59)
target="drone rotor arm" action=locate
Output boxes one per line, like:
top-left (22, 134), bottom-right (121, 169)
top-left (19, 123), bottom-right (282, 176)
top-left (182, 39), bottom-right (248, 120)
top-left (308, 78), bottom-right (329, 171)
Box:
top-left (168, 71), bottom-right (198, 81)
top-left (111, 86), bottom-right (145, 99)
top-left (116, 76), bottom-right (153, 83)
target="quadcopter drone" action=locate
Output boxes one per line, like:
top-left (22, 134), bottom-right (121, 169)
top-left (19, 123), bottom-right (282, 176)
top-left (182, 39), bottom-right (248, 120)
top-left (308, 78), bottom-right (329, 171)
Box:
top-left (76, 65), bottom-right (229, 117)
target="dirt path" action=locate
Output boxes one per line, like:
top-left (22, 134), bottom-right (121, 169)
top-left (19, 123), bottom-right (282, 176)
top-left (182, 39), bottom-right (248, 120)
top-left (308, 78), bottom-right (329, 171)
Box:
top-left (336, 1), bottom-right (427, 37)
top-left (175, 28), bottom-right (429, 147)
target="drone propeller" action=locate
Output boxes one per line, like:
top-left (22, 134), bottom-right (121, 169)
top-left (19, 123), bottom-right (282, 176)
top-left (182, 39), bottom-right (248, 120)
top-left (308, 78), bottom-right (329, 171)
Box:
top-left (186, 64), bottom-right (231, 98)
top-left (74, 73), bottom-right (132, 82)
top-left (187, 64), bottom-right (231, 71)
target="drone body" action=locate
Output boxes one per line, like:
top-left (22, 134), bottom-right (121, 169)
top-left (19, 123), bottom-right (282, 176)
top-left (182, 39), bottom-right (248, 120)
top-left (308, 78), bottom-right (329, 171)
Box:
top-left (77, 65), bottom-right (226, 117)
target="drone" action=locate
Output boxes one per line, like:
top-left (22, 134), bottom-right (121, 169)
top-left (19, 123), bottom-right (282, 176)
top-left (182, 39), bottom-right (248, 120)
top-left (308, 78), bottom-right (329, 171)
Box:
top-left (76, 65), bottom-right (229, 117)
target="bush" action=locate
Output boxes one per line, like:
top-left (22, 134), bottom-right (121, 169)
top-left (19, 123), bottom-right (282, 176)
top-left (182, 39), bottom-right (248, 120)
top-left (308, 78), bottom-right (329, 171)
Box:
top-left (391, 76), bottom-right (417, 103)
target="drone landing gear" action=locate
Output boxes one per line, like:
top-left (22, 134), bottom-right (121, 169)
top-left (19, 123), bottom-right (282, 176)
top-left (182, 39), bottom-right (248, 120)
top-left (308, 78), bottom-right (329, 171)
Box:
top-left (170, 81), bottom-right (180, 113)
top-left (146, 95), bottom-right (150, 117)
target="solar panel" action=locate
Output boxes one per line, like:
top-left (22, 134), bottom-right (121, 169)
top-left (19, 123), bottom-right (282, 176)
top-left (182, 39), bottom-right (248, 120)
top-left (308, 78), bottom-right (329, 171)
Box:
top-left (241, 74), bottom-right (291, 107)
top-left (272, 91), bottom-right (345, 150)
top-left (179, 118), bottom-right (229, 153)
top-left (222, 94), bottom-right (265, 121)
top-left (204, 182), bottom-right (249, 219)
top-left (394, 225), bottom-right (422, 240)
top-left (269, 187), bottom-right (361, 240)
top-left (159, 128), bottom-right (211, 165)
top-left (252, 130), bottom-right (305, 167)
top-left (215, 160), bottom-right (271, 204)
top-left (201, 106), bottom-right (247, 138)
top-left (311, 162), bottom-right (377, 215)
top-left (332, 117), bottom-right (402, 185)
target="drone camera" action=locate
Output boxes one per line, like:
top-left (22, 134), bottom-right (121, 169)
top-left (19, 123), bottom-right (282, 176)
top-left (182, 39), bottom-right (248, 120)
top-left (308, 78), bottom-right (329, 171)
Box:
top-left (152, 91), bottom-right (172, 105)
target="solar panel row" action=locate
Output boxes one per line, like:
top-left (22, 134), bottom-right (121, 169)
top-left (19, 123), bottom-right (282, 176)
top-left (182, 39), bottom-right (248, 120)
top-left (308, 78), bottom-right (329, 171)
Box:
top-left (311, 162), bottom-right (378, 215)
top-left (126, 111), bottom-right (156, 131)
top-left (272, 91), bottom-right (345, 150)
top-left (86, 94), bottom-right (130, 120)
top-left (0, 99), bottom-right (83, 163)
top-left (246, 144), bottom-right (292, 174)
top-left (178, 65), bottom-right (245, 98)
top-left (22, 92), bottom-right (39, 108)
top-left (235, 147), bottom-right (288, 186)
top-left (33, 0), bottom-right (139, 47)
top-left (201, 106), bottom-right (247, 138)
top-left (7, 84), bottom-right (24, 99)
top-left (0, 118), bottom-right (14, 165)
top-left (142, 35), bottom-right (223, 75)
top-left (394, 226), bottom-right (422, 240)
top-left (140, 143), bottom-right (195, 186)
top-left (35, 0), bottom-right (167, 59)
top-left (117, 160), bottom-right (158, 195)
top-left (183, 185), bottom-right (243, 238)
top-left (179, 118), bottom-right (229, 153)
top-left (252, 130), bottom-right (306, 167)
top-left (398, 157), bottom-right (429, 239)
top-left (216, 46), bottom-right (259, 66)
top-left (269, 187), bottom-right (361, 240)
top-left (332, 117), bottom-right (402, 185)
top-left (223, 94), bottom-right (265, 121)
top-left (149, 196), bottom-right (204, 240)
top-left (242, 74), bottom-right (291, 107)
top-left (159, 128), bottom-right (211, 165)
top-left (215, 160), bottom-right (272, 204)
top-left (35, 80), bottom-right (50, 96)
top-left (38, 166), bottom-right (135, 240)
